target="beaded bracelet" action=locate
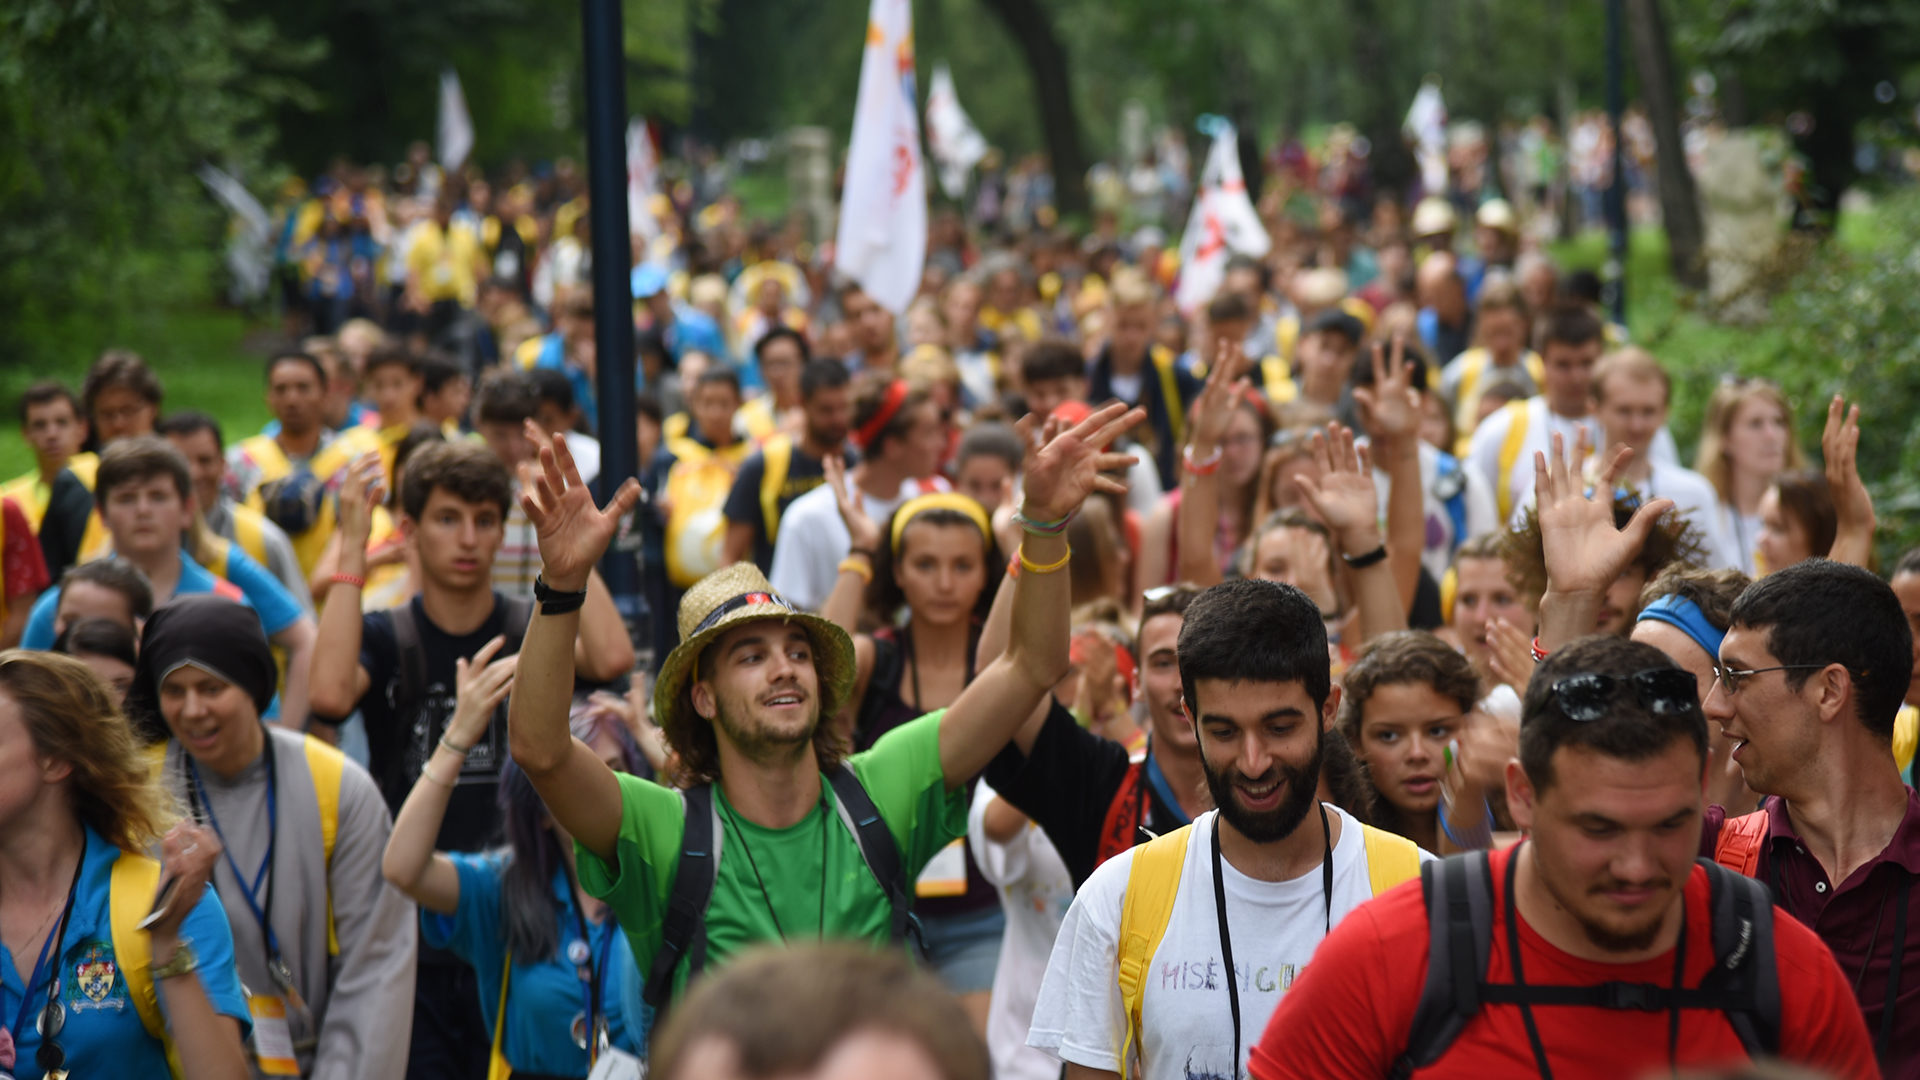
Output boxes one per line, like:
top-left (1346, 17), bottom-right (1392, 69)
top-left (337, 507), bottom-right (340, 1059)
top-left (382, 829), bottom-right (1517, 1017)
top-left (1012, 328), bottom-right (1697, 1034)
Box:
top-left (1018, 545), bottom-right (1072, 576)
top-left (1184, 443), bottom-right (1224, 477)
top-left (330, 572), bottom-right (367, 590)
top-left (1011, 508), bottom-right (1074, 537)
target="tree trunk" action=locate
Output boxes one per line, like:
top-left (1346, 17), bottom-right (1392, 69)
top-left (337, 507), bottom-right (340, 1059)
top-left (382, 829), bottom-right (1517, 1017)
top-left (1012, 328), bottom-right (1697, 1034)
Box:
top-left (1347, 0), bottom-right (1413, 200)
top-left (1624, 0), bottom-right (1707, 290)
top-left (976, 0), bottom-right (1088, 218)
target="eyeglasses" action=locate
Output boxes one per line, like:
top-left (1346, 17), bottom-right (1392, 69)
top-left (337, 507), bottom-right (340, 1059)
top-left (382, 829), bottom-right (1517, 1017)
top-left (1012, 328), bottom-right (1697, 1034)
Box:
top-left (1549, 668), bottom-right (1700, 722)
top-left (1709, 663), bottom-right (1832, 697)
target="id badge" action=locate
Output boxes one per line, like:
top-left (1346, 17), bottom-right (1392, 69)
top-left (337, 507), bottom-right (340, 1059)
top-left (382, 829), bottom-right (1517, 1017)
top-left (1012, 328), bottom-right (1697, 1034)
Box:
top-left (586, 1046), bottom-right (645, 1080)
top-left (247, 995), bottom-right (302, 1076)
top-left (914, 838), bottom-right (967, 899)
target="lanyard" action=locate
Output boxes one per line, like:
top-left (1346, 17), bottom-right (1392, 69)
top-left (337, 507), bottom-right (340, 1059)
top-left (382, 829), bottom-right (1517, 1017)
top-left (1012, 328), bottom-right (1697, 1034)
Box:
top-left (1208, 805), bottom-right (1332, 1080)
top-left (1142, 752), bottom-right (1192, 833)
top-left (559, 860), bottom-right (611, 1063)
top-left (188, 729), bottom-right (282, 964)
top-left (6, 833), bottom-right (85, 1058)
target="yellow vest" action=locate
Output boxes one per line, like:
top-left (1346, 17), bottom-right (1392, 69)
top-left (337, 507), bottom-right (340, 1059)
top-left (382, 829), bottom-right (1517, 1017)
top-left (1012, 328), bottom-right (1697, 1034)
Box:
top-left (1450, 348), bottom-right (1546, 458)
top-left (238, 430), bottom-right (383, 578)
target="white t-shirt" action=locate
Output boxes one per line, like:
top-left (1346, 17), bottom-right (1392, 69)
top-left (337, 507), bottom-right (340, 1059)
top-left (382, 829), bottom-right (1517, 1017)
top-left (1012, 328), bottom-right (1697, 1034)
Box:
top-left (1468, 397), bottom-right (1679, 524)
top-left (1506, 457), bottom-right (1739, 572)
top-left (1371, 441), bottom-right (1499, 582)
top-left (969, 784), bottom-right (1076, 1080)
top-left (1028, 807), bottom-right (1430, 1080)
top-left (767, 474), bottom-right (948, 610)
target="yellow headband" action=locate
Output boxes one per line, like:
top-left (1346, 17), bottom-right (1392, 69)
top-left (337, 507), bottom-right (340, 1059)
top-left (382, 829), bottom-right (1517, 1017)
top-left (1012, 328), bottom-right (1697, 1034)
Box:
top-left (890, 493), bottom-right (992, 556)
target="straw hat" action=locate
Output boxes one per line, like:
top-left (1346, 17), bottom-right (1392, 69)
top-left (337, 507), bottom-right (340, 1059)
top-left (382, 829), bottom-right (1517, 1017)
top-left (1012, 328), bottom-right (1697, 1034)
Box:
top-left (1474, 197), bottom-right (1519, 235)
top-left (652, 564), bottom-right (857, 750)
top-left (1411, 197), bottom-right (1458, 240)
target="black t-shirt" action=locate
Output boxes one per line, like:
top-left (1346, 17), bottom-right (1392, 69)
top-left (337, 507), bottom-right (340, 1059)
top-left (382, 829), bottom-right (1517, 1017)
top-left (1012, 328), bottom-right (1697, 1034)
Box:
top-left (983, 699), bottom-right (1192, 888)
top-left (721, 442), bottom-right (828, 573)
top-left (353, 592), bottom-right (526, 853)
top-left (38, 468), bottom-right (94, 580)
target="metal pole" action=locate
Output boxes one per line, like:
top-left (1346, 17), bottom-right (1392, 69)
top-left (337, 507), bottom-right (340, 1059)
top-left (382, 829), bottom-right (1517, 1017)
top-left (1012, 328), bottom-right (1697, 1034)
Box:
top-left (580, 0), bottom-right (644, 654)
top-left (1603, 0), bottom-right (1629, 327)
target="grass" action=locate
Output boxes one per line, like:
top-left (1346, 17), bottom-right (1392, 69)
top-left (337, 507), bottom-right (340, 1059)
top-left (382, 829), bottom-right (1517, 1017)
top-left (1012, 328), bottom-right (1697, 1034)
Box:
top-left (0, 305), bottom-right (269, 480)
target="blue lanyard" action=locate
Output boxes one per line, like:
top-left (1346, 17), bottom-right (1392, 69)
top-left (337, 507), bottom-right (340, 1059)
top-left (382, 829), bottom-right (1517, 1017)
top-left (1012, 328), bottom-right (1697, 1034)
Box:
top-left (561, 860), bottom-right (614, 1062)
top-left (1144, 752), bottom-right (1192, 830)
top-left (7, 833), bottom-right (84, 1053)
top-left (187, 731), bottom-right (281, 961)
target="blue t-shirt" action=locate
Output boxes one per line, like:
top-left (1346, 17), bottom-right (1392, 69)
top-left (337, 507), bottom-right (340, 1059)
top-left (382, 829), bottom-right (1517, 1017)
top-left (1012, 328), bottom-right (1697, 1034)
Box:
top-left (22, 552), bottom-right (266, 651)
top-left (215, 544), bottom-right (303, 637)
top-left (422, 851), bottom-right (649, 1073)
top-left (0, 825), bottom-right (250, 1078)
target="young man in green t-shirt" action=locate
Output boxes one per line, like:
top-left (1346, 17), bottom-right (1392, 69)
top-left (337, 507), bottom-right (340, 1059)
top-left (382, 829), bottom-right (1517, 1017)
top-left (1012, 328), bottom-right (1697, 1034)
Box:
top-left (507, 403), bottom-right (1144, 1002)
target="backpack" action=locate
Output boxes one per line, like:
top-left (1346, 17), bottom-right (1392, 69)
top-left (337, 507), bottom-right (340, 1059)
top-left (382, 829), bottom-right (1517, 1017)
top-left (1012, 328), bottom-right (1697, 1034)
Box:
top-left (118, 734), bottom-right (347, 1078)
top-left (1391, 851), bottom-right (1780, 1078)
top-left (1115, 819), bottom-right (1422, 1079)
top-left (642, 764), bottom-right (922, 1012)
top-left (661, 439), bottom-right (745, 588)
top-left (1432, 451), bottom-right (1470, 560)
top-left (391, 594), bottom-right (534, 727)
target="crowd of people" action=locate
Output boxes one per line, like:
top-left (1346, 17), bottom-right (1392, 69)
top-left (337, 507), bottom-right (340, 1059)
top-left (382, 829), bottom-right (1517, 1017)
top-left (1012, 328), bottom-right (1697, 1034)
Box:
top-left (0, 125), bottom-right (1915, 1080)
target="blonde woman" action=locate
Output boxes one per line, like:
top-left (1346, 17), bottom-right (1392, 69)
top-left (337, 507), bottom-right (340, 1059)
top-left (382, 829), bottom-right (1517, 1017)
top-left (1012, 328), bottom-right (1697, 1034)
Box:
top-left (1694, 377), bottom-right (1804, 575)
top-left (0, 651), bottom-right (250, 1079)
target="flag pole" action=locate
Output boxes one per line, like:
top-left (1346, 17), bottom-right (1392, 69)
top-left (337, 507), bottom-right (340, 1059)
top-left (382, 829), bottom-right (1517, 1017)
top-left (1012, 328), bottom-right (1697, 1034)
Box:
top-left (580, 0), bottom-right (644, 656)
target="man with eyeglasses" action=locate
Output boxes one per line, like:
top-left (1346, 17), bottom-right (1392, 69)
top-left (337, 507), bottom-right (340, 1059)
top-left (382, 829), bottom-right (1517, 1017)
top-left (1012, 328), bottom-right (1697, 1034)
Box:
top-left (1251, 634), bottom-right (1877, 1079)
top-left (1701, 558), bottom-right (1920, 1078)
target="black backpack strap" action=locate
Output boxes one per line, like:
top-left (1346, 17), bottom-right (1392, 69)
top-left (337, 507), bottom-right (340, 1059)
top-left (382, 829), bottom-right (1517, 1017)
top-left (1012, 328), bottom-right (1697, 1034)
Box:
top-left (389, 603), bottom-right (428, 715)
top-left (643, 784), bottom-right (724, 1011)
top-left (499, 593), bottom-right (536, 654)
top-left (1393, 850), bottom-right (1496, 1078)
top-left (825, 763), bottom-right (926, 959)
top-left (1699, 857), bottom-right (1781, 1059)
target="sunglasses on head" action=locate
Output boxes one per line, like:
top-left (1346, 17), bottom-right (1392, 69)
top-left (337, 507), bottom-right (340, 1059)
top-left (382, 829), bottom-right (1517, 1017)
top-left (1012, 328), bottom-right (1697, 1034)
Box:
top-left (1548, 667), bottom-right (1700, 722)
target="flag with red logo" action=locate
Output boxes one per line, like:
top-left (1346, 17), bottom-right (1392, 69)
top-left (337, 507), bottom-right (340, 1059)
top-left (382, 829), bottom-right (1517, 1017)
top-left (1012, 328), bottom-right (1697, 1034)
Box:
top-left (627, 117), bottom-right (660, 242)
top-left (833, 0), bottom-right (927, 315)
top-left (1175, 122), bottom-right (1269, 315)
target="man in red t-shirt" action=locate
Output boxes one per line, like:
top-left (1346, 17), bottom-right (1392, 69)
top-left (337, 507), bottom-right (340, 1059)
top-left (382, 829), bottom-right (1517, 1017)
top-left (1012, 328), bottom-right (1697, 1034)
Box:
top-left (1251, 635), bottom-right (1877, 1080)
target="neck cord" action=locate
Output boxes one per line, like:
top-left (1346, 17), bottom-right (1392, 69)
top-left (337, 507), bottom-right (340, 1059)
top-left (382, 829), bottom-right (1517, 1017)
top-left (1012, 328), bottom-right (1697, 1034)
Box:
top-left (187, 729), bottom-right (283, 969)
top-left (1209, 805), bottom-right (1332, 1080)
top-left (1503, 842), bottom-right (1685, 1079)
top-left (719, 790), bottom-right (829, 941)
top-left (6, 831), bottom-right (85, 1075)
top-left (901, 620), bottom-right (979, 714)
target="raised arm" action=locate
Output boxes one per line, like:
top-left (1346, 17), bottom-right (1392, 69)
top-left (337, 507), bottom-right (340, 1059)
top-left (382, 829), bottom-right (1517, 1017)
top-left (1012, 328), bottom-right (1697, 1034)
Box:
top-left (937, 402), bottom-right (1145, 787)
top-left (1352, 337), bottom-right (1426, 611)
top-left (147, 823), bottom-right (253, 1080)
top-left (1294, 424), bottom-right (1405, 644)
top-left (507, 421), bottom-right (643, 862)
top-left (382, 636), bottom-right (517, 914)
top-left (1173, 341), bottom-right (1248, 587)
top-left (1822, 395), bottom-right (1875, 568)
top-left (818, 453), bottom-right (882, 720)
top-left (1533, 432), bottom-right (1674, 652)
top-left (309, 453), bottom-right (381, 719)
top-left (573, 569), bottom-right (635, 680)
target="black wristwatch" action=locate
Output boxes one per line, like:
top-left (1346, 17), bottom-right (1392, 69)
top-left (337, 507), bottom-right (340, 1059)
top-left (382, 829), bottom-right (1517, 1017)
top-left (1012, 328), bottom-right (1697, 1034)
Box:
top-left (534, 575), bottom-right (589, 615)
top-left (1341, 544), bottom-right (1389, 569)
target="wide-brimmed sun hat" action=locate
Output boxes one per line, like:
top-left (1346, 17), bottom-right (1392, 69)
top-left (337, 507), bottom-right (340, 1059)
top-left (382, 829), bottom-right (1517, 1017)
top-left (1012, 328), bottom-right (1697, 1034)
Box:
top-left (652, 564), bottom-right (857, 751)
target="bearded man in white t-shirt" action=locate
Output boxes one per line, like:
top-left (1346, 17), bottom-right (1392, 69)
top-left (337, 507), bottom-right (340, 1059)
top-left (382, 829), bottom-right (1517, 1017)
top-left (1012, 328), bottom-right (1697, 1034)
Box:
top-left (1028, 579), bottom-right (1431, 1080)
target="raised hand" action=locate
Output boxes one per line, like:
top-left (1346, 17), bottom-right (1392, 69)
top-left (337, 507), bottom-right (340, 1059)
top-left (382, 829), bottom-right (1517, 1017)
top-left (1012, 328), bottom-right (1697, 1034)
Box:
top-left (1352, 335), bottom-right (1422, 445)
top-left (1822, 395), bottom-right (1876, 566)
top-left (822, 453), bottom-right (882, 554)
top-left (449, 635), bottom-right (517, 749)
top-left (1534, 430), bottom-right (1673, 597)
top-left (1016, 401), bottom-right (1145, 522)
top-left (519, 420), bottom-right (643, 591)
top-left (1484, 616), bottom-right (1536, 691)
top-left (337, 451), bottom-right (385, 547)
top-left (147, 822), bottom-right (223, 943)
top-left (1189, 336), bottom-right (1252, 458)
top-left (1293, 423), bottom-right (1384, 557)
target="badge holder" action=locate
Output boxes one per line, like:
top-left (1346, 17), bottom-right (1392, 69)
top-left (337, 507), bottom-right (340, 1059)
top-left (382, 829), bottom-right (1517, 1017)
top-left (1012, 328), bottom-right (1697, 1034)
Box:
top-left (245, 964), bottom-right (316, 1077)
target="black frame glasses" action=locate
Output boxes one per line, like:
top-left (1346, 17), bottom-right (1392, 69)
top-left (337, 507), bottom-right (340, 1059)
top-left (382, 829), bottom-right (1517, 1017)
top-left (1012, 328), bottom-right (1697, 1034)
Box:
top-left (1709, 663), bottom-right (1831, 697)
top-left (1549, 668), bottom-right (1701, 722)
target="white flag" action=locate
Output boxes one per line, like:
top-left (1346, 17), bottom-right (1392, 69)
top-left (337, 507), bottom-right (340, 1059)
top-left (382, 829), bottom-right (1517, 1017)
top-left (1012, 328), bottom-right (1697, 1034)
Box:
top-left (1404, 79), bottom-right (1449, 197)
top-left (627, 117), bottom-right (660, 242)
top-left (437, 68), bottom-right (474, 171)
top-left (925, 64), bottom-right (987, 200)
top-left (833, 0), bottom-right (926, 316)
top-left (1174, 123), bottom-right (1270, 314)
top-left (196, 164), bottom-right (272, 303)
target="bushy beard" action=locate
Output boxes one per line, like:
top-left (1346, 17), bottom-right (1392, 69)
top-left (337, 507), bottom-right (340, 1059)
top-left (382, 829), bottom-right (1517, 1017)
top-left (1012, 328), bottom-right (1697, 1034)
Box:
top-left (1203, 729), bottom-right (1326, 843)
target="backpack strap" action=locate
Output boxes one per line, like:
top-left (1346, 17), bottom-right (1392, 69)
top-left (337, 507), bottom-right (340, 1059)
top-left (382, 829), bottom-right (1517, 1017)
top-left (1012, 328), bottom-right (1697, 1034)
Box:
top-left (643, 784), bottom-right (724, 1011)
top-left (1699, 858), bottom-right (1781, 1059)
top-left (1393, 851), bottom-right (1496, 1078)
top-left (1712, 809), bottom-right (1770, 879)
top-left (1451, 349), bottom-right (1489, 451)
top-left (1495, 400), bottom-right (1532, 522)
top-left (302, 735), bottom-right (347, 956)
top-left (759, 435), bottom-right (794, 545)
top-left (389, 602), bottom-right (428, 719)
top-left (1259, 355), bottom-right (1298, 405)
top-left (1116, 824), bottom-right (1195, 1080)
top-left (499, 594), bottom-right (536, 656)
top-left (1433, 452), bottom-right (1470, 559)
top-left (110, 850), bottom-right (187, 1079)
top-left (1096, 761), bottom-right (1148, 868)
top-left (825, 764), bottom-right (923, 957)
top-left (1361, 824), bottom-right (1423, 896)
top-left (1149, 347), bottom-right (1187, 449)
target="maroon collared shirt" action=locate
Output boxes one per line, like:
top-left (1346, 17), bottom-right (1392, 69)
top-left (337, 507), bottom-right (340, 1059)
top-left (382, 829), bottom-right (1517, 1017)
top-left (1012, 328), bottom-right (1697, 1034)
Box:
top-left (1705, 788), bottom-right (1920, 1079)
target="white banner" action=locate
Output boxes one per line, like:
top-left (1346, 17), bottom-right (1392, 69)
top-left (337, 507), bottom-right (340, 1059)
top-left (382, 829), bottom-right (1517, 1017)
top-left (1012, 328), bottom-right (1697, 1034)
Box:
top-left (437, 68), bottom-right (474, 171)
top-left (1404, 79), bottom-right (1449, 197)
top-left (196, 164), bottom-right (272, 303)
top-left (627, 117), bottom-right (660, 242)
top-left (926, 64), bottom-right (987, 200)
top-left (1174, 123), bottom-right (1269, 314)
top-left (833, 0), bottom-right (927, 315)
